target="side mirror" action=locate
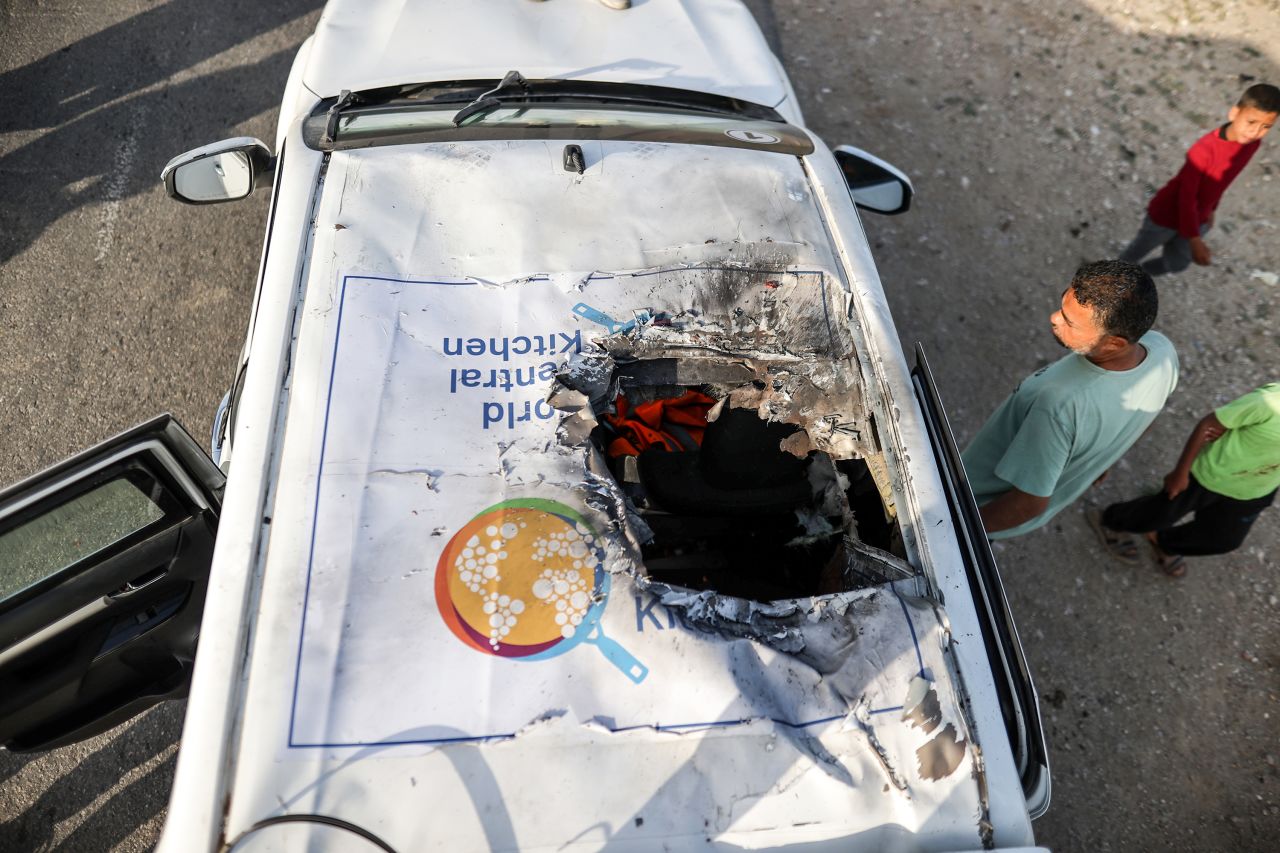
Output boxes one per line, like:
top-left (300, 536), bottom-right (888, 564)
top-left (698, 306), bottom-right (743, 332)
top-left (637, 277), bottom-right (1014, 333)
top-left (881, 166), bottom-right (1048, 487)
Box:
top-left (833, 145), bottom-right (914, 215)
top-left (161, 137), bottom-right (274, 205)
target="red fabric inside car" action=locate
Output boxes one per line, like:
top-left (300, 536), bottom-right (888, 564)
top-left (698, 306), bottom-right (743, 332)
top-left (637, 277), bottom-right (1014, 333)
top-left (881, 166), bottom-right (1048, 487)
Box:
top-left (603, 391), bottom-right (715, 458)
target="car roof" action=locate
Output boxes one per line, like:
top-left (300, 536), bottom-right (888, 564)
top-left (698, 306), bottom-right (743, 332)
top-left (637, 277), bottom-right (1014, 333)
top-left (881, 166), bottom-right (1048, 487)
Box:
top-left (301, 0), bottom-right (790, 109)
top-left (218, 138), bottom-right (993, 849)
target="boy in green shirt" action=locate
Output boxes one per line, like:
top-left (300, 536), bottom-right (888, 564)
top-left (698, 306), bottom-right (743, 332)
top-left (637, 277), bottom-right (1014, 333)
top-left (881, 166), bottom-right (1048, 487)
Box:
top-left (1093, 384), bottom-right (1280, 576)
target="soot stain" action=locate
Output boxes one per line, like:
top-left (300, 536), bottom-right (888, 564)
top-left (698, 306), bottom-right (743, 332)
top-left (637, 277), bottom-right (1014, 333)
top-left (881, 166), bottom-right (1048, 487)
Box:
top-left (903, 684), bottom-right (944, 735)
top-left (915, 723), bottom-right (966, 781)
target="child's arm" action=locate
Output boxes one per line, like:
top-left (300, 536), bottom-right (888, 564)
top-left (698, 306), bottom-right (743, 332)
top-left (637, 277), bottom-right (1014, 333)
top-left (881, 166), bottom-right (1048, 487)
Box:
top-left (1164, 412), bottom-right (1226, 497)
top-left (1176, 142), bottom-right (1214, 265)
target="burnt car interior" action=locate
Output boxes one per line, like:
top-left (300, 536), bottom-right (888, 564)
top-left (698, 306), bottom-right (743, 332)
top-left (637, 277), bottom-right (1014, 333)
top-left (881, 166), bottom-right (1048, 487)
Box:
top-left (583, 356), bottom-right (910, 601)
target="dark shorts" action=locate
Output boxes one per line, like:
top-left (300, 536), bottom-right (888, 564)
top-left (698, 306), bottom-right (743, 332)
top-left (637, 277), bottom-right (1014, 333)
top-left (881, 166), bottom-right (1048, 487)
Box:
top-left (1102, 474), bottom-right (1275, 556)
top-left (1118, 215), bottom-right (1210, 277)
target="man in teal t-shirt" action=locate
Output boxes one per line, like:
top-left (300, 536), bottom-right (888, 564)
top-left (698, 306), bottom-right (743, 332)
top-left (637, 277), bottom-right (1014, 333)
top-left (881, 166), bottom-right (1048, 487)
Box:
top-left (1098, 384), bottom-right (1280, 576)
top-left (962, 260), bottom-right (1178, 539)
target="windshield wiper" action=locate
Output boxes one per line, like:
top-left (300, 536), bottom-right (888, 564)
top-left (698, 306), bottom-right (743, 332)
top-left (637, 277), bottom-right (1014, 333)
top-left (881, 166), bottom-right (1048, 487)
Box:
top-left (321, 89), bottom-right (361, 146)
top-left (452, 70), bottom-right (530, 126)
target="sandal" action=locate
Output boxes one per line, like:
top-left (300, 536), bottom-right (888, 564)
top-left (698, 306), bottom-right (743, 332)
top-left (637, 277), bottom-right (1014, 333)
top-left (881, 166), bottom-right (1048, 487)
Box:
top-left (1144, 532), bottom-right (1186, 578)
top-left (1085, 508), bottom-right (1140, 565)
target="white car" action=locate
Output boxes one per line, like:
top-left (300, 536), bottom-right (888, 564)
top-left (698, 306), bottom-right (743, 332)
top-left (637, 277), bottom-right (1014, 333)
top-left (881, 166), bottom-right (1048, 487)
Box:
top-left (0, 1), bottom-right (1049, 850)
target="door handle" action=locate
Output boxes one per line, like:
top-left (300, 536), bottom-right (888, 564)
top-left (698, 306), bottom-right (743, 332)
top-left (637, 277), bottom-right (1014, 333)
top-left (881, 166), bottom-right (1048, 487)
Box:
top-left (107, 567), bottom-right (167, 600)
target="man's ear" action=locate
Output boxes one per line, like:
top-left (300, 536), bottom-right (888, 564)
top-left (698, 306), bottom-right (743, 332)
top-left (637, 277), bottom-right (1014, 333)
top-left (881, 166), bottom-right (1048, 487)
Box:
top-left (1093, 334), bottom-right (1132, 357)
top-left (1228, 104), bottom-right (1241, 123)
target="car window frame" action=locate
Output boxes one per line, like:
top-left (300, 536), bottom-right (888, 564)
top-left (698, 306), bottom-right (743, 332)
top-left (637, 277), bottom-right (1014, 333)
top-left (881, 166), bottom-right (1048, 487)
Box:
top-left (911, 343), bottom-right (1052, 817)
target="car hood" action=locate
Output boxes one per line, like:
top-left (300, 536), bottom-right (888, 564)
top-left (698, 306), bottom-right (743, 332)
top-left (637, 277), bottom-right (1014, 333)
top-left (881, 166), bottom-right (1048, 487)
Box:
top-left (302, 0), bottom-right (792, 111)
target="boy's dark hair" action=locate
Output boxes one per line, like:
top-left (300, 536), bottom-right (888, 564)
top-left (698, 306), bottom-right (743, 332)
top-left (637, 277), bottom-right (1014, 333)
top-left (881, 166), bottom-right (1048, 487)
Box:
top-left (1238, 84), bottom-right (1280, 114)
top-left (1070, 260), bottom-right (1158, 343)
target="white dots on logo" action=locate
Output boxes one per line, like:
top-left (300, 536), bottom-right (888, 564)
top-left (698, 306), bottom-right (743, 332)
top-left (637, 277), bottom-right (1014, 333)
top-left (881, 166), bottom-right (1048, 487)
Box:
top-left (530, 527), bottom-right (598, 640)
top-left (455, 520), bottom-right (531, 650)
top-left (455, 516), bottom-right (600, 650)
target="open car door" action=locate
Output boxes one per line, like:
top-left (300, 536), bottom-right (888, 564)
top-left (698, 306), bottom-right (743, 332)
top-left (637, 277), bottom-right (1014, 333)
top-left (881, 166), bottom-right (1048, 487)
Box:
top-left (0, 415), bottom-right (222, 752)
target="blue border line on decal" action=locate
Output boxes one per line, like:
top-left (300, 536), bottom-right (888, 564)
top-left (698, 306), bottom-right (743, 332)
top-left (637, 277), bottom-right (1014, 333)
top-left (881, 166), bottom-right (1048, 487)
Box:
top-left (287, 707), bottom-right (907, 749)
top-left (287, 274), bottom-right (351, 747)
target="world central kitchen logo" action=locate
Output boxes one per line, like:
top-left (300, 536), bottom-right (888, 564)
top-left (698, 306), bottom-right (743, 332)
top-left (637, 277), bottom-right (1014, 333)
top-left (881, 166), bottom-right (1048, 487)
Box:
top-left (434, 499), bottom-right (649, 683)
top-left (441, 330), bottom-right (581, 430)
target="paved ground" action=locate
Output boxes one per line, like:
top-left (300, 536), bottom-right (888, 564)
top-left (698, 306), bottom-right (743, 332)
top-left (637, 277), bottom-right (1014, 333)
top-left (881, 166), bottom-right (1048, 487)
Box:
top-left (0, 0), bottom-right (1277, 850)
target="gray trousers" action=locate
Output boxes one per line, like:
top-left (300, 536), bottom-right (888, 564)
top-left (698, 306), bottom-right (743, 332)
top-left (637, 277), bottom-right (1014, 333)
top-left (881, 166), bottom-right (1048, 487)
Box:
top-left (1119, 215), bottom-right (1210, 276)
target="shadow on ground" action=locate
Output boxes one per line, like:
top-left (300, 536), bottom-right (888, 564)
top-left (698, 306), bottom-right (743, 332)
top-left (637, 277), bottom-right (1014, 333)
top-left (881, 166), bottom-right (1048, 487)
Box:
top-left (0, 0), bottom-right (316, 263)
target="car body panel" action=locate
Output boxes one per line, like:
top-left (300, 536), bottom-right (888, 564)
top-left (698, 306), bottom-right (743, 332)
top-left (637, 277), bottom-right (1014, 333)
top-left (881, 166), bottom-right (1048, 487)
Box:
top-left (190, 137), bottom-right (1031, 851)
top-left (153, 134), bottom-right (1042, 852)
top-left (157, 130), bottom-right (328, 851)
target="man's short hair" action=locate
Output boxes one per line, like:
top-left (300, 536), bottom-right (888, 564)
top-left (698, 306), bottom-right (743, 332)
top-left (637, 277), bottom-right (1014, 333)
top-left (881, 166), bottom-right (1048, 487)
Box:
top-left (1238, 83), bottom-right (1280, 114)
top-left (1070, 260), bottom-right (1158, 343)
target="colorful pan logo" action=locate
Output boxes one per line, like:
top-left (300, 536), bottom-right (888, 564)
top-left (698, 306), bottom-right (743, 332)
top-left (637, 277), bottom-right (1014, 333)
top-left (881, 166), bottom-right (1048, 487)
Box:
top-left (435, 498), bottom-right (649, 683)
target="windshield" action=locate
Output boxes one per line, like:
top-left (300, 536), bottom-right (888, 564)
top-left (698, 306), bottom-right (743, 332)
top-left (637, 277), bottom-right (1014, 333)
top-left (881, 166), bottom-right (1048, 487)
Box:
top-left (303, 82), bottom-right (813, 156)
top-left (312, 104), bottom-right (812, 154)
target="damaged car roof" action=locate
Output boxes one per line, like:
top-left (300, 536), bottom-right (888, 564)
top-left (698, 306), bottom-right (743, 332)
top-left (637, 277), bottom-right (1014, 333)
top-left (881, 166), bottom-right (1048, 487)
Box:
top-left (217, 139), bottom-right (1003, 849)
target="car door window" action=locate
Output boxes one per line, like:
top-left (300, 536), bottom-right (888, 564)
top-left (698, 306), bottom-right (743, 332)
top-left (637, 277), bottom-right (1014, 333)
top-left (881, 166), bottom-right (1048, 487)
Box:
top-left (0, 475), bottom-right (168, 604)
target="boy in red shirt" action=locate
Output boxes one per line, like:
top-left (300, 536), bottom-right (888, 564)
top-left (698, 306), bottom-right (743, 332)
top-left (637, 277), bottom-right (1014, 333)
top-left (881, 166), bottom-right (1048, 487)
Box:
top-left (1120, 84), bottom-right (1280, 276)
